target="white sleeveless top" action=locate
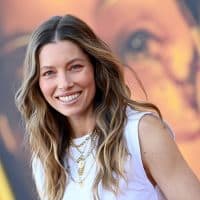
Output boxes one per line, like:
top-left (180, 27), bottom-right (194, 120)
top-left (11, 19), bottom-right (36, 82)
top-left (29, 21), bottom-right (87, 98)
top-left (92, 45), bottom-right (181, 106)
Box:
top-left (32, 107), bottom-right (171, 200)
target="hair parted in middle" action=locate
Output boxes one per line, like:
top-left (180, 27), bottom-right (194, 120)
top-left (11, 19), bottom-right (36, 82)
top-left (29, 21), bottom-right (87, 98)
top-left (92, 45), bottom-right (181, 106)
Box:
top-left (15, 14), bottom-right (161, 200)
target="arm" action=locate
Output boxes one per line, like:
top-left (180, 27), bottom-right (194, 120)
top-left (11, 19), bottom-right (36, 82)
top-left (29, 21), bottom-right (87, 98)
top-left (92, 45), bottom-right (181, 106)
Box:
top-left (139, 114), bottom-right (200, 200)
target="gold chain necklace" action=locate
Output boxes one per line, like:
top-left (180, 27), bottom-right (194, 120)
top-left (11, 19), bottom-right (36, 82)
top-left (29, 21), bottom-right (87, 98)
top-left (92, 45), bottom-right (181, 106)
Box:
top-left (67, 132), bottom-right (98, 186)
top-left (67, 157), bottom-right (96, 187)
top-left (70, 134), bottom-right (91, 148)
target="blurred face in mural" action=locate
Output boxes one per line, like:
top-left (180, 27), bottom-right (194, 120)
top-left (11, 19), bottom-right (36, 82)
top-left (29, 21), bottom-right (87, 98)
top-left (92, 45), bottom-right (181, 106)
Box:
top-left (95, 0), bottom-right (200, 141)
top-left (5, 0), bottom-right (199, 142)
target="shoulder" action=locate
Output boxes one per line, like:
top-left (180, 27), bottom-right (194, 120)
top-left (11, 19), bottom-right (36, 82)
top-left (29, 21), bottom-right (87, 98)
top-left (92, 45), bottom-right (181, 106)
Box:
top-left (138, 114), bottom-right (174, 149)
top-left (138, 114), bottom-right (180, 180)
top-left (125, 106), bottom-right (174, 138)
top-left (125, 106), bottom-right (175, 160)
top-left (137, 114), bottom-right (200, 199)
top-left (125, 106), bottom-right (151, 122)
top-left (138, 114), bottom-right (176, 160)
top-left (139, 114), bottom-right (169, 137)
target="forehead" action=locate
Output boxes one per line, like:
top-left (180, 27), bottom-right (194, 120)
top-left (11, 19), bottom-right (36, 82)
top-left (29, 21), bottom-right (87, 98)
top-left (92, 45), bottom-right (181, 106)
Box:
top-left (38, 40), bottom-right (87, 66)
top-left (39, 40), bottom-right (84, 56)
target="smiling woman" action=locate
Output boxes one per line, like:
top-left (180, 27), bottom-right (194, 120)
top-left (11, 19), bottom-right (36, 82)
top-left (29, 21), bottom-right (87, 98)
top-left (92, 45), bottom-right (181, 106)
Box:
top-left (39, 41), bottom-right (96, 121)
top-left (15, 14), bottom-right (200, 200)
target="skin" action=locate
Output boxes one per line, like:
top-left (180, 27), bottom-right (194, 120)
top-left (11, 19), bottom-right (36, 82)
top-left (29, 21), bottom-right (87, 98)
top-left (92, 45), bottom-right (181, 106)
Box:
top-left (39, 40), bottom-right (96, 138)
top-left (139, 115), bottom-right (200, 199)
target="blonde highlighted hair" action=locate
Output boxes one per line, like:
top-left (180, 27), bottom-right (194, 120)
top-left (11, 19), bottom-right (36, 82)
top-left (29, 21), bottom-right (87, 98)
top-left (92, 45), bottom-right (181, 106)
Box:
top-left (15, 15), bottom-right (161, 200)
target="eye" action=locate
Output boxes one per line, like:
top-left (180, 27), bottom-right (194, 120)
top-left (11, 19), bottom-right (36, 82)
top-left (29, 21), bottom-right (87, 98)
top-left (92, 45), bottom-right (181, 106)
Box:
top-left (127, 30), bottom-right (157, 53)
top-left (42, 70), bottom-right (55, 77)
top-left (70, 64), bottom-right (83, 71)
top-left (120, 29), bottom-right (161, 58)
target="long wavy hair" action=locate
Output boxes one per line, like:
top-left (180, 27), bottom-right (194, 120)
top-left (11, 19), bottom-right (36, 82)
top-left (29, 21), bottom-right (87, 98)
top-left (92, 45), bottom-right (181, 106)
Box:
top-left (15, 14), bottom-right (161, 200)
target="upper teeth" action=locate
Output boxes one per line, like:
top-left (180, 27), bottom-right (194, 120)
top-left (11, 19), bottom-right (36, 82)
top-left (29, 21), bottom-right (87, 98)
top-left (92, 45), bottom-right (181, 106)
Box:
top-left (58, 93), bottom-right (80, 102)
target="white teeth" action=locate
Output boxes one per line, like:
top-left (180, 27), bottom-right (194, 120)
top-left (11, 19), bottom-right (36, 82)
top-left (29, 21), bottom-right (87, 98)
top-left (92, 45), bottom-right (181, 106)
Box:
top-left (58, 93), bottom-right (80, 103)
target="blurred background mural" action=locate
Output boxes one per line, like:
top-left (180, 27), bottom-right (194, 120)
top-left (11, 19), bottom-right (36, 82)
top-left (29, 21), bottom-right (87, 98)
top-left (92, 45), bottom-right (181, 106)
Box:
top-left (0, 0), bottom-right (199, 199)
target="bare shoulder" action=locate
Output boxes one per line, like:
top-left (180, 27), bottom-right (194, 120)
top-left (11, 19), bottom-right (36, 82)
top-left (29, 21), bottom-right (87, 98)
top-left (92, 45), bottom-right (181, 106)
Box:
top-left (138, 113), bottom-right (178, 167)
top-left (138, 113), bottom-right (174, 146)
top-left (138, 114), bottom-right (200, 199)
top-left (138, 113), bottom-right (180, 182)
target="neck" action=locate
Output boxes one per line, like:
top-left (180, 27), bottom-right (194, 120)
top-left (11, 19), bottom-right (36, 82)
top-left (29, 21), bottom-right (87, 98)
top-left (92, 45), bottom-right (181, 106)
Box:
top-left (68, 111), bottom-right (96, 138)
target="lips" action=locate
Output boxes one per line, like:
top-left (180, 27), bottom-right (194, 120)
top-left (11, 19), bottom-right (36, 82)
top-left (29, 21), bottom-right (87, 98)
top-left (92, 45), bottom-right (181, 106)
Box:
top-left (56, 92), bottom-right (81, 104)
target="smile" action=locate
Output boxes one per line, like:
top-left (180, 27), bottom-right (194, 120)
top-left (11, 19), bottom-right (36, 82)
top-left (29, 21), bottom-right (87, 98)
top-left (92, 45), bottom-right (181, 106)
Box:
top-left (57, 92), bottom-right (81, 104)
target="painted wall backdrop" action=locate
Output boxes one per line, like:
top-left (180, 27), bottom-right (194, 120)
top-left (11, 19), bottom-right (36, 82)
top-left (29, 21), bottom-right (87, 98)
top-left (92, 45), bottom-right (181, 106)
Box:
top-left (0, 0), bottom-right (199, 199)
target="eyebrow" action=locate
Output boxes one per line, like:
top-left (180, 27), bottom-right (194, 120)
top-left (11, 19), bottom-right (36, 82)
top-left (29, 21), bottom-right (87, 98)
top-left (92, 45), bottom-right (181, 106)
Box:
top-left (40, 58), bottom-right (86, 69)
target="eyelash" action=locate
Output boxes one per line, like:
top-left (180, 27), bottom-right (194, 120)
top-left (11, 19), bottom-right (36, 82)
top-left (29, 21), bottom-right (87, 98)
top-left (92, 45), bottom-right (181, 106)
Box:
top-left (42, 70), bottom-right (54, 77)
top-left (70, 64), bottom-right (83, 71)
top-left (41, 64), bottom-right (83, 77)
top-left (119, 29), bottom-right (162, 58)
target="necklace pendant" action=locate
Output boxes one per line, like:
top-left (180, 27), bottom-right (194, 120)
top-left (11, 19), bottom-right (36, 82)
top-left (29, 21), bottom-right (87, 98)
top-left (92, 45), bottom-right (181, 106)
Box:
top-left (79, 180), bottom-right (84, 187)
top-left (77, 159), bottom-right (85, 176)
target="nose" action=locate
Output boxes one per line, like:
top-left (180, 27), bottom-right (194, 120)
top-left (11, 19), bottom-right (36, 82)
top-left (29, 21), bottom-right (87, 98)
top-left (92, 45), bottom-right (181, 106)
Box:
top-left (57, 72), bottom-right (74, 90)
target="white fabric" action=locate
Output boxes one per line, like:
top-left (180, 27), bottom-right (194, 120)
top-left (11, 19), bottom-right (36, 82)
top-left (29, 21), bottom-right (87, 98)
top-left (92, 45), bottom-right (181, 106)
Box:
top-left (32, 107), bottom-right (172, 200)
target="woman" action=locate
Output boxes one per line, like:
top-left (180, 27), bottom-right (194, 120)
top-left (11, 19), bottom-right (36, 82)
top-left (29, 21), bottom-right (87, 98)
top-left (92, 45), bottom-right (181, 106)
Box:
top-left (15, 14), bottom-right (200, 200)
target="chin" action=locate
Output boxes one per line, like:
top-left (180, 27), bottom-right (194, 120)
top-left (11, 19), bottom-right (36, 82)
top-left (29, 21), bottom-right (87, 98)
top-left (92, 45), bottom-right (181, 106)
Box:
top-left (59, 107), bottom-right (85, 118)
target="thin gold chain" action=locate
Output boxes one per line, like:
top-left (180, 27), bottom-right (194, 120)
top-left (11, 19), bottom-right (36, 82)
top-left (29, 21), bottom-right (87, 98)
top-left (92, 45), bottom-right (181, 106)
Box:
top-left (67, 157), bottom-right (96, 187)
top-left (70, 132), bottom-right (98, 156)
top-left (67, 132), bottom-right (98, 186)
top-left (70, 134), bottom-right (91, 148)
top-left (67, 131), bottom-right (97, 165)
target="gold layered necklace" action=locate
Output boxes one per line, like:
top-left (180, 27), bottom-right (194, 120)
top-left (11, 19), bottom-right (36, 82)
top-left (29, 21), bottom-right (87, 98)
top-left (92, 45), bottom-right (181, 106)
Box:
top-left (67, 131), bottom-right (98, 186)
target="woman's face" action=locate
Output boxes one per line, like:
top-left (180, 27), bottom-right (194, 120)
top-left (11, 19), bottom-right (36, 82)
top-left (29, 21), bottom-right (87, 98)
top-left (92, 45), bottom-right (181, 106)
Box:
top-left (38, 40), bottom-right (96, 120)
top-left (95, 0), bottom-right (200, 141)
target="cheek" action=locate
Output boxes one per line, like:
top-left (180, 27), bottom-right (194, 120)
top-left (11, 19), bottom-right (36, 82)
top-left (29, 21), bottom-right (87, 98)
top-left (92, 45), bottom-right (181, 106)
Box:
top-left (83, 75), bottom-right (96, 100)
top-left (39, 79), bottom-right (54, 99)
top-left (84, 76), bottom-right (95, 93)
top-left (90, 80), bottom-right (96, 96)
top-left (82, 67), bottom-right (95, 92)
